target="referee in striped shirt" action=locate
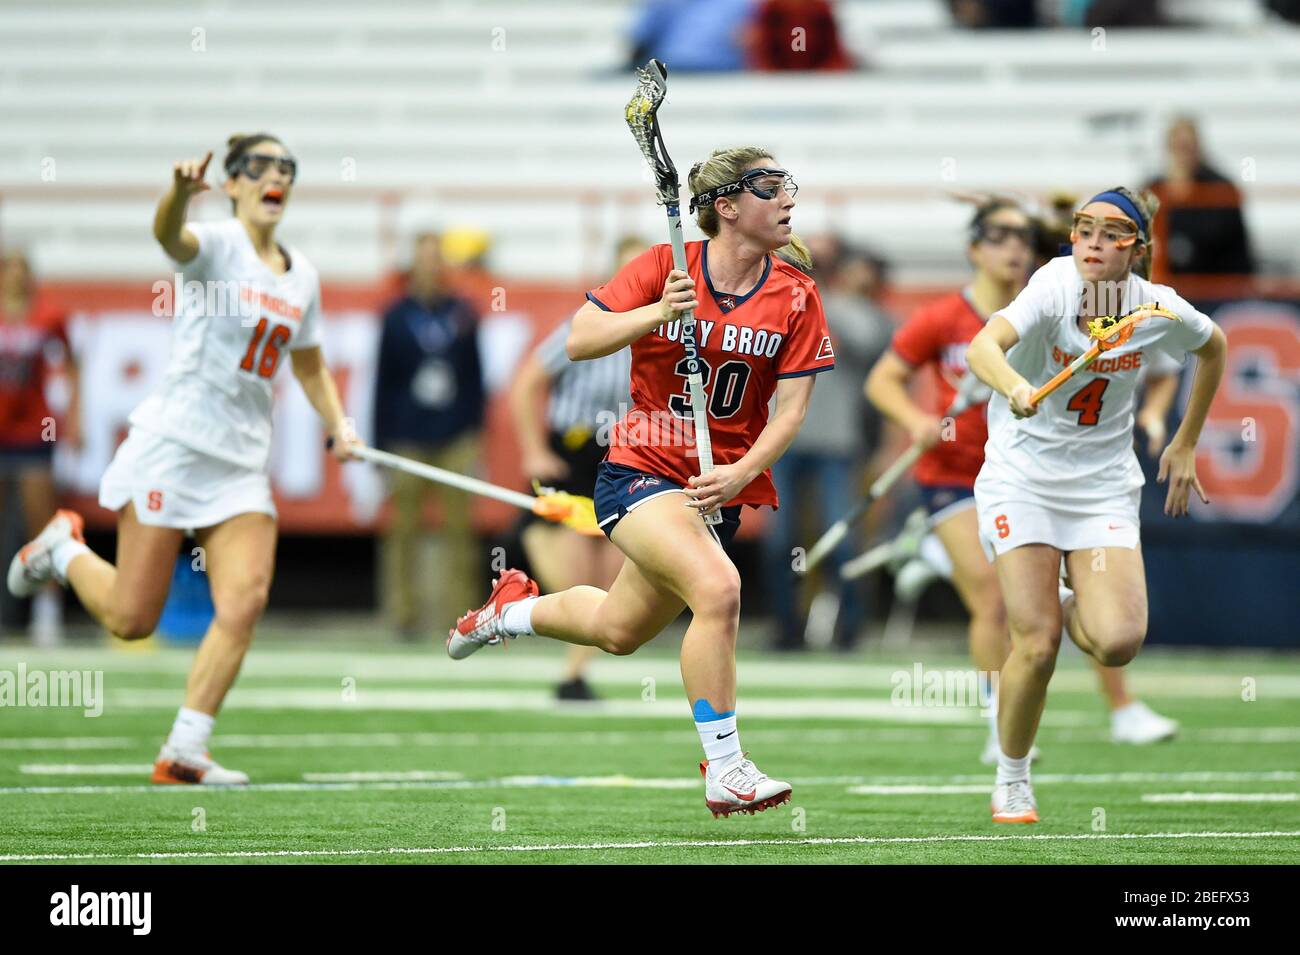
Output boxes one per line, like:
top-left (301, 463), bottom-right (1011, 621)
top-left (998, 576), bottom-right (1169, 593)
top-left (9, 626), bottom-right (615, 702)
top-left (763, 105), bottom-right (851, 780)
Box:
top-left (507, 237), bottom-right (641, 700)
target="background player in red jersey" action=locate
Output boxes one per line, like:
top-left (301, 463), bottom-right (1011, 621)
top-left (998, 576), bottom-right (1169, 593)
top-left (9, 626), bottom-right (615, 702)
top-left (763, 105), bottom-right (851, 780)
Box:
top-left (866, 199), bottom-right (1179, 763)
top-left (0, 251), bottom-right (80, 644)
top-left (448, 146), bottom-right (834, 817)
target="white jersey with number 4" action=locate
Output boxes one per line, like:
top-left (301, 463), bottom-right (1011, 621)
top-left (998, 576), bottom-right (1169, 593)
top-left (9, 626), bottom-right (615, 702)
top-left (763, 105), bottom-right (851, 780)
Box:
top-left (128, 218), bottom-right (323, 471)
top-left (976, 256), bottom-right (1213, 510)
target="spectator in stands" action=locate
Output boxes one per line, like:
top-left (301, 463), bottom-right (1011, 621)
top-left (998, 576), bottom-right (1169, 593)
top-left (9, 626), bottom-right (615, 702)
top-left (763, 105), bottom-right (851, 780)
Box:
top-left (1144, 116), bottom-right (1253, 281)
top-left (0, 251), bottom-right (79, 645)
top-left (374, 233), bottom-right (486, 637)
top-left (763, 239), bottom-right (893, 650)
top-left (747, 0), bottom-right (853, 72)
top-left (948, 0), bottom-right (1038, 29)
top-left (627, 0), bottom-right (756, 73)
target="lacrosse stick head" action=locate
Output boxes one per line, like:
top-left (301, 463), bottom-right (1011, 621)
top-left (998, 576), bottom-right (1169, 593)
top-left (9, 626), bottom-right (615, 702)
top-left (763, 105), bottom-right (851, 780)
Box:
top-left (531, 481), bottom-right (602, 537)
top-left (1087, 303), bottom-right (1179, 352)
top-left (625, 59), bottom-right (681, 206)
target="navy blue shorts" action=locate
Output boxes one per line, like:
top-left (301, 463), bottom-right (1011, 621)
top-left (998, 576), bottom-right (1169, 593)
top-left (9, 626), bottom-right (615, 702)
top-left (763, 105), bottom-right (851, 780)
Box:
top-left (594, 460), bottom-right (742, 549)
top-left (918, 483), bottom-right (977, 523)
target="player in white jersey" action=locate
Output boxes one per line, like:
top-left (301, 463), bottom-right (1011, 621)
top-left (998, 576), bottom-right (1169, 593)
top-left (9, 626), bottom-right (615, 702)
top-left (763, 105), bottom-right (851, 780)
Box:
top-left (8, 133), bottom-right (358, 784)
top-left (966, 187), bottom-right (1228, 823)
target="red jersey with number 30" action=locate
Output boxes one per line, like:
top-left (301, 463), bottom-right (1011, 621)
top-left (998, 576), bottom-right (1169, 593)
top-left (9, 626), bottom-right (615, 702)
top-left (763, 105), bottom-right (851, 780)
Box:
top-left (586, 240), bottom-right (835, 508)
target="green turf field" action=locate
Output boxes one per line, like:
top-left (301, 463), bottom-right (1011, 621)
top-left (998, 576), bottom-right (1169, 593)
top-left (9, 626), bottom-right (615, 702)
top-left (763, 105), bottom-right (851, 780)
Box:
top-left (1, 634), bottom-right (1297, 864)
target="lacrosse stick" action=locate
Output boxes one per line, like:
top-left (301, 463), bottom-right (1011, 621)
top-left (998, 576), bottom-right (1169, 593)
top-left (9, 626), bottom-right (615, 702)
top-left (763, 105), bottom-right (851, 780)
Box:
top-left (1030, 304), bottom-right (1179, 408)
top-left (800, 371), bottom-right (992, 575)
top-left (839, 507), bottom-right (935, 582)
top-left (625, 59), bottom-right (721, 526)
top-left (340, 443), bottom-right (601, 537)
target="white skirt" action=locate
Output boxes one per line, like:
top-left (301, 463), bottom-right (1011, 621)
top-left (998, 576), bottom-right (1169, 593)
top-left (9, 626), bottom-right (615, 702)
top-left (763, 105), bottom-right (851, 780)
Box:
top-left (974, 474), bottom-right (1140, 559)
top-left (99, 427), bottom-right (276, 533)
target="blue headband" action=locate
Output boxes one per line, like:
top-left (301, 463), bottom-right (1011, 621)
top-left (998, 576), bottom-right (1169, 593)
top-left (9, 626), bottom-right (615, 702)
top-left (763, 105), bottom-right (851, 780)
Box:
top-left (1086, 190), bottom-right (1147, 238)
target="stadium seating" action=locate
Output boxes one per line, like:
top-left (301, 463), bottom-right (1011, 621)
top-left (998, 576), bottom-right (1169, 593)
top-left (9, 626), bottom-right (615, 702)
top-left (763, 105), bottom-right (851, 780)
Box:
top-left (2, 0), bottom-right (1298, 282)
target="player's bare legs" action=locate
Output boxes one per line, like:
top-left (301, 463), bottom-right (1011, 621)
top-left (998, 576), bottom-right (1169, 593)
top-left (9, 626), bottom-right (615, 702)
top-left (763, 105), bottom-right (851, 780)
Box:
top-left (994, 543), bottom-right (1064, 756)
top-left (65, 503), bottom-right (183, 638)
top-left (988, 543), bottom-right (1061, 822)
top-left (522, 519), bottom-right (624, 697)
top-left (146, 512), bottom-right (274, 786)
top-left (1062, 544), bottom-right (1148, 666)
top-left (17, 466), bottom-right (64, 642)
top-left (187, 512), bottom-right (277, 714)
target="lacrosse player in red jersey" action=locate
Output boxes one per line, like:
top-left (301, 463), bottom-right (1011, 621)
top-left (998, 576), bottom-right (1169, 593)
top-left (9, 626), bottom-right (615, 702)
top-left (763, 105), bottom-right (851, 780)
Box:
top-left (966, 187), bottom-right (1228, 823)
top-left (448, 147), bottom-right (835, 817)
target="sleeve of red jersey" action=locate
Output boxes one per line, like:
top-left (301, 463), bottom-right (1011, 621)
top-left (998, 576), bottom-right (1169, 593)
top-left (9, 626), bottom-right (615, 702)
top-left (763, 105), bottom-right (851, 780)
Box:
top-left (775, 282), bottom-right (836, 378)
top-left (585, 245), bottom-right (671, 313)
top-left (890, 304), bottom-right (941, 369)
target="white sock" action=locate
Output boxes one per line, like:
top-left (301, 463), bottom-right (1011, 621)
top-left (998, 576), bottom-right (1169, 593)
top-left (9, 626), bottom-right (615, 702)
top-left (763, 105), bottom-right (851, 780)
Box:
top-left (697, 715), bottom-right (742, 774)
top-left (51, 538), bottom-right (90, 581)
top-left (996, 750), bottom-right (1032, 787)
top-left (166, 707), bottom-right (214, 753)
top-left (499, 596), bottom-right (539, 636)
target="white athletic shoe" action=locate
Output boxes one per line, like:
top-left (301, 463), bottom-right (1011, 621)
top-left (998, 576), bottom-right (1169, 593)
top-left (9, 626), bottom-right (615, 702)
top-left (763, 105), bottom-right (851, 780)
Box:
top-left (980, 738), bottom-right (1040, 766)
top-left (151, 744), bottom-right (249, 785)
top-left (1110, 701), bottom-right (1179, 744)
top-left (991, 779), bottom-right (1039, 823)
top-left (447, 569), bottom-right (540, 660)
top-left (700, 756), bottom-right (792, 817)
top-left (7, 509), bottom-right (84, 598)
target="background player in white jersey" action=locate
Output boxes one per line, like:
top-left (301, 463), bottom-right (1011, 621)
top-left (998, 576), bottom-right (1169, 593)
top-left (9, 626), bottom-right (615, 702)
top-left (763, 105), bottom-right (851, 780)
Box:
top-left (966, 186), bottom-right (1228, 823)
top-left (8, 133), bottom-right (357, 784)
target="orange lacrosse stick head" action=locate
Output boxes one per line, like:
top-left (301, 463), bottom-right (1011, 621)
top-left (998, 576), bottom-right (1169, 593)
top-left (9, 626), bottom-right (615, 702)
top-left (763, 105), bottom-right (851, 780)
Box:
top-left (1087, 304), bottom-right (1179, 352)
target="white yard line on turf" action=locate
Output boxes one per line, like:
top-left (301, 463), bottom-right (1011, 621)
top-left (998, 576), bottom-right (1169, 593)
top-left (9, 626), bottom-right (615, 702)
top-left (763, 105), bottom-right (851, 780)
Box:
top-left (7, 647), bottom-right (1298, 697)
top-left (2, 830), bottom-right (1298, 863)
top-left (1142, 793), bottom-right (1298, 803)
top-left (2, 727), bottom-right (1298, 751)
top-left (102, 687), bottom-right (1091, 726)
top-left (301, 771), bottom-right (464, 782)
top-left (1, 769), bottom-right (1295, 797)
top-left (20, 764), bottom-right (154, 775)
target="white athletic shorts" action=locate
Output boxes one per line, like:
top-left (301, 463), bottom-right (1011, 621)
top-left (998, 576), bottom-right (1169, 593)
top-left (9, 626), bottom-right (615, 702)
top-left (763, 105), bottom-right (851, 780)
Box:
top-left (99, 427), bottom-right (276, 533)
top-left (974, 476), bottom-right (1140, 560)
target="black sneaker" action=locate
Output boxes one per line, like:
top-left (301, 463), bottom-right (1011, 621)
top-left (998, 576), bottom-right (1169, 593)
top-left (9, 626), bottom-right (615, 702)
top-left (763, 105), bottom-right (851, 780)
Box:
top-left (555, 677), bottom-right (598, 701)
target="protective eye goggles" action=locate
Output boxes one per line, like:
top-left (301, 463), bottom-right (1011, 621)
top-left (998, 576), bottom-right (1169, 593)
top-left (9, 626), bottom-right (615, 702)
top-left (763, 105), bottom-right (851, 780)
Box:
top-left (689, 167), bottom-right (797, 214)
top-left (1070, 213), bottom-right (1142, 248)
top-left (227, 153), bottom-right (298, 183)
top-left (973, 222), bottom-right (1035, 246)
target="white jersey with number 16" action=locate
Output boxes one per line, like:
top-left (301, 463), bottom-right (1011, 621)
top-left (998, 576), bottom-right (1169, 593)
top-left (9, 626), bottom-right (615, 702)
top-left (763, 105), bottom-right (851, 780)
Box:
top-left (129, 218), bottom-right (323, 472)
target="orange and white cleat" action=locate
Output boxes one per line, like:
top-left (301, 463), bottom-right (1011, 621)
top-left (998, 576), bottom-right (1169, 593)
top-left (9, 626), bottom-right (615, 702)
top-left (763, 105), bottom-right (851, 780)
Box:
top-left (991, 780), bottom-right (1039, 823)
top-left (447, 569), bottom-right (540, 660)
top-left (700, 757), bottom-right (792, 818)
top-left (151, 744), bottom-right (249, 786)
top-left (7, 509), bottom-right (84, 598)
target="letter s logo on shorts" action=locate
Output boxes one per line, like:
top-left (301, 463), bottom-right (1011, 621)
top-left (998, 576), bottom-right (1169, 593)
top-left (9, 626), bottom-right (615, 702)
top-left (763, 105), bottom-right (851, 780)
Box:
top-left (995, 514), bottom-right (1011, 539)
top-left (147, 490), bottom-right (164, 512)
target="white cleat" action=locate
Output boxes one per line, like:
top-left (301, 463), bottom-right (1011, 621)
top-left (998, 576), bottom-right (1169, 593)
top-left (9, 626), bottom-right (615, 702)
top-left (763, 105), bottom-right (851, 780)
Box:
top-left (700, 756), bottom-right (792, 818)
top-left (1110, 701), bottom-right (1179, 744)
top-left (991, 779), bottom-right (1039, 823)
top-left (151, 744), bottom-right (249, 785)
top-left (7, 509), bottom-right (84, 598)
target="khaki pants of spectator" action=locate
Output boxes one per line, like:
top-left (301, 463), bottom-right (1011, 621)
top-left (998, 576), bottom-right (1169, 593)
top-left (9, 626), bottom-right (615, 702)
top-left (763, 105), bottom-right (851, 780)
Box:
top-left (381, 435), bottom-right (481, 633)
